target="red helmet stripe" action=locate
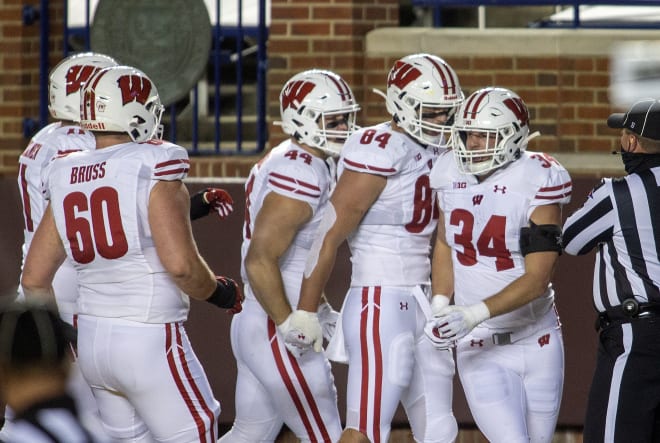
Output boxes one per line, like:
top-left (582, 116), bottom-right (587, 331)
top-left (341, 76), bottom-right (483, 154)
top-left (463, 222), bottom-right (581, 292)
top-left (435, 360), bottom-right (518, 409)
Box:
top-left (82, 68), bottom-right (109, 121)
top-left (325, 73), bottom-right (352, 102)
top-left (424, 55), bottom-right (456, 96)
top-left (463, 89), bottom-right (490, 120)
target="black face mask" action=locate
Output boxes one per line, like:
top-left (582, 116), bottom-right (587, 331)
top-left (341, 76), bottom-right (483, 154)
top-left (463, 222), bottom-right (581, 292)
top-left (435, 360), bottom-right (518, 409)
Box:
top-left (620, 148), bottom-right (660, 174)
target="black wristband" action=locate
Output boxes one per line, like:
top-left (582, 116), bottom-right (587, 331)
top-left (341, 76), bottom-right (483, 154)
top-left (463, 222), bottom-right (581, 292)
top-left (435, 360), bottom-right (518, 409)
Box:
top-left (189, 189), bottom-right (210, 220)
top-left (206, 278), bottom-right (237, 309)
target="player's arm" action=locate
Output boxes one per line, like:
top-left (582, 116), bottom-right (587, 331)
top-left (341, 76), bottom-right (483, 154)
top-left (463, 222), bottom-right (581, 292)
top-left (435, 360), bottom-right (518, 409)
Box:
top-left (245, 191), bottom-right (312, 325)
top-left (484, 203), bottom-right (562, 317)
top-left (430, 209), bottom-right (454, 313)
top-left (20, 204), bottom-right (66, 304)
top-left (150, 180), bottom-right (217, 300)
top-left (297, 169), bottom-right (386, 313)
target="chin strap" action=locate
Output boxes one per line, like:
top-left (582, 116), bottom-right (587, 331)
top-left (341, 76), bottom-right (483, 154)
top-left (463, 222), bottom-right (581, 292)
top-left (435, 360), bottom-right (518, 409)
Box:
top-left (372, 88), bottom-right (387, 100)
top-left (524, 130), bottom-right (541, 145)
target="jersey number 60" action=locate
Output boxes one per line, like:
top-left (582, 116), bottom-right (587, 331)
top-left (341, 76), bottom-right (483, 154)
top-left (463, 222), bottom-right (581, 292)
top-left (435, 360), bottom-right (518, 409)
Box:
top-left (63, 187), bottom-right (129, 264)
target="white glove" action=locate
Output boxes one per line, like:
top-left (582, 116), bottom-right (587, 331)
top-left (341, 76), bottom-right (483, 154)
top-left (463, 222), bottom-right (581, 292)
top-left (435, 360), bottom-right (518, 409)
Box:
top-left (430, 294), bottom-right (450, 316)
top-left (278, 310), bottom-right (323, 357)
top-left (317, 302), bottom-right (339, 342)
top-left (431, 302), bottom-right (491, 342)
top-left (423, 295), bottom-right (452, 350)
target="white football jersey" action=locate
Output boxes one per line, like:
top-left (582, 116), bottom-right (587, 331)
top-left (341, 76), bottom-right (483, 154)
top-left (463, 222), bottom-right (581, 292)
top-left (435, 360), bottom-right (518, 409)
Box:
top-left (17, 123), bottom-right (97, 321)
top-left (240, 140), bottom-right (335, 305)
top-left (43, 140), bottom-right (191, 323)
top-left (430, 150), bottom-right (572, 328)
top-left (339, 122), bottom-right (443, 287)
top-left (18, 123), bottom-right (96, 258)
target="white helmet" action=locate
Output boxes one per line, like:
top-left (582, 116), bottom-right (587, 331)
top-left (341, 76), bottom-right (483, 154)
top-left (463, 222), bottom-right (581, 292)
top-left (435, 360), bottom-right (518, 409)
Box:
top-left (48, 52), bottom-right (118, 121)
top-left (80, 65), bottom-right (164, 143)
top-left (452, 87), bottom-right (531, 176)
top-left (279, 69), bottom-right (360, 156)
top-left (385, 53), bottom-right (463, 147)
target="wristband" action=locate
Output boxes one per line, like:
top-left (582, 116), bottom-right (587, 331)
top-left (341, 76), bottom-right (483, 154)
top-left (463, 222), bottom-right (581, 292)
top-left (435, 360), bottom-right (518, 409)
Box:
top-left (190, 189), bottom-right (210, 220)
top-left (206, 277), bottom-right (237, 309)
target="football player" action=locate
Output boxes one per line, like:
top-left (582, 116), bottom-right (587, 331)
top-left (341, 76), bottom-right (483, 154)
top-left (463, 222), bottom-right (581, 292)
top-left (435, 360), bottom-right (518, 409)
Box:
top-left (285, 54), bottom-right (463, 443)
top-left (218, 69), bottom-right (360, 443)
top-left (20, 65), bottom-right (242, 442)
top-left (425, 87), bottom-right (571, 442)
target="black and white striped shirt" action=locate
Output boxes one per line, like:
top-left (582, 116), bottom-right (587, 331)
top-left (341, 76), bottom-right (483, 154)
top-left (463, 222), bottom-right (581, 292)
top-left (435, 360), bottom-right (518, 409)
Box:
top-left (562, 165), bottom-right (660, 312)
top-left (1, 395), bottom-right (107, 443)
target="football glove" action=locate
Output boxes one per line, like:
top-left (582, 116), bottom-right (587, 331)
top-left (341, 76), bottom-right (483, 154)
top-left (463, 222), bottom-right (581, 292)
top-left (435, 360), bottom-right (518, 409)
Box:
top-left (190, 188), bottom-right (234, 220)
top-left (427, 302), bottom-right (490, 342)
top-left (279, 310), bottom-right (323, 357)
top-left (206, 276), bottom-right (244, 314)
top-left (317, 302), bottom-right (339, 342)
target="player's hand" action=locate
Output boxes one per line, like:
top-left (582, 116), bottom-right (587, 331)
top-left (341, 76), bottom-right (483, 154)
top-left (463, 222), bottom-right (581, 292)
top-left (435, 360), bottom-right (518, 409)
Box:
top-left (424, 315), bottom-right (456, 350)
top-left (206, 276), bottom-right (243, 314)
top-left (220, 277), bottom-right (244, 314)
top-left (278, 310), bottom-right (323, 357)
top-left (430, 294), bottom-right (450, 316)
top-left (317, 302), bottom-right (339, 342)
top-left (190, 188), bottom-right (233, 221)
top-left (203, 188), bottom-right (234, 219)
top-left (429, 302), bottom-right (490, 342)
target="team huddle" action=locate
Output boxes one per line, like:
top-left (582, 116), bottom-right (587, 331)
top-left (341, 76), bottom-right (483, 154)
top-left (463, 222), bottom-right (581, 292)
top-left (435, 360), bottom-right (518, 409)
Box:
top-left (2, 50), bottom-right (659, 443)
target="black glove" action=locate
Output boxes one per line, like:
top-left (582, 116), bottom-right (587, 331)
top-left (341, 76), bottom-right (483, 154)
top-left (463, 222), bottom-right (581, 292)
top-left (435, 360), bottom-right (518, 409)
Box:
top-left (206, 276), bottom-right (243, 314)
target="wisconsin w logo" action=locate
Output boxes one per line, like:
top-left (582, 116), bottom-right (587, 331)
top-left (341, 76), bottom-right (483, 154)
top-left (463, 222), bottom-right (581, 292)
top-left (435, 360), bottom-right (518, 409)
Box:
top-left (281, 80), bottom-right (315, 111)
top-left (503, 97), bottom-right (529, 127)
top-left (65, 65), bottom-right (103, 95)
top-left (117, 75), bottom-right (153, 105)
top-left (387, 61), bottom-right (422, 90)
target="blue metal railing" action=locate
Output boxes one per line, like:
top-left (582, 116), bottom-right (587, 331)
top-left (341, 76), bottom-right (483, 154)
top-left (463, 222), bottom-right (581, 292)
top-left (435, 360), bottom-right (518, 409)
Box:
top-left (27, 0), bottom-right (268, 156)
top-left (411, 1), bottom-right (660, 29)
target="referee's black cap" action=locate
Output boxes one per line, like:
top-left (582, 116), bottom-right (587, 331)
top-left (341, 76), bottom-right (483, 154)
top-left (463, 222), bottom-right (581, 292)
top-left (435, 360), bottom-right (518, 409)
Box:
top-left (0, 301), bottom-right (70, 369)
top-left (608, 98), bottom-right (660, 141)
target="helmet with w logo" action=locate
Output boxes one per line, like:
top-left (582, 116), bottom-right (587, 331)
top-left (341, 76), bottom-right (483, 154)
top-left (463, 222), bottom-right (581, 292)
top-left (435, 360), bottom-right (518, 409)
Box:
top-left (386, 53), bottom-right (463, 147)
top-left (278, 69), bottom-right (360, 156)
top-left (80, 65), bottom-right (164, 142)
top-left (452, 87), bottom-right (531, 176)
top-left (48, 52), bottom-right (118, 121)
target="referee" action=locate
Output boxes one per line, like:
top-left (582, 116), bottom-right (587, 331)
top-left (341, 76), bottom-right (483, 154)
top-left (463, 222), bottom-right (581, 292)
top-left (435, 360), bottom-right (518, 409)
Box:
top-left (562, 98), bottom-right (660, 443)
top-left (0, 302), bottom-right (108, 443)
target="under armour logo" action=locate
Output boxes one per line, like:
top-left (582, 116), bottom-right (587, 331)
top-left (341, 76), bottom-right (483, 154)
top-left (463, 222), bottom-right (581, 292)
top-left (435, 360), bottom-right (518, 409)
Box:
top-left (472, 195), bottom-right (484, 205)
top-left (400, 302), bottom-right (409, 311)
top-left (415, 153), bottom-right (422, 161)
top-left (470, 339), bottom-right (484, 347)
top-left (493, 185), bottom-right (507, 194)
top-left (297, 333), bottom-right (306, 340)
top-left (538, 334), bottom-right (550, 347)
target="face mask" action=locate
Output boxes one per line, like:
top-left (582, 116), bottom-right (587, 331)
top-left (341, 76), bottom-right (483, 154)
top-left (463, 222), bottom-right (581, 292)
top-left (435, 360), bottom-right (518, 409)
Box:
top-left (620, 148), bottom-right (660, 174)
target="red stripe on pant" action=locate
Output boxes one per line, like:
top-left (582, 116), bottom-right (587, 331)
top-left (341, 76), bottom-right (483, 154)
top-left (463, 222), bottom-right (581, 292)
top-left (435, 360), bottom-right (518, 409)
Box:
top-left (268, 319), bottom-right (330, 442)
top-left (165, 323), bottom-right (216, 442)
top-left (359, 286), bottom-right (383, 441)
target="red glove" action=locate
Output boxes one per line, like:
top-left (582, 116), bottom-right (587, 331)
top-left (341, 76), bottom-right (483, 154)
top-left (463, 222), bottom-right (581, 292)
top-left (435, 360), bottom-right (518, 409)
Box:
top-left (203, 188), bottom-right (234, 219)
